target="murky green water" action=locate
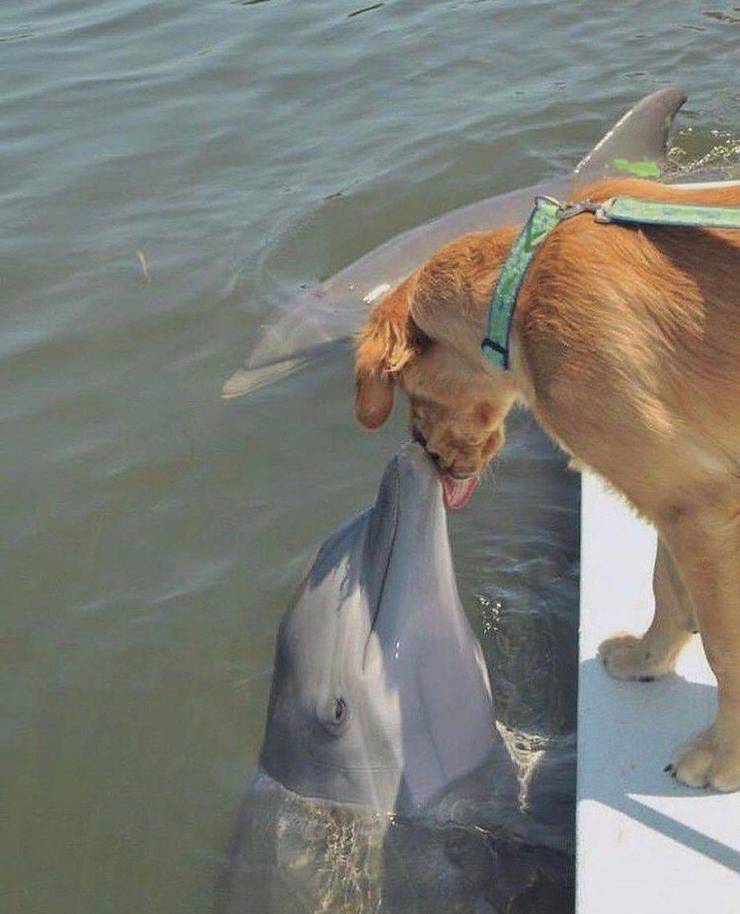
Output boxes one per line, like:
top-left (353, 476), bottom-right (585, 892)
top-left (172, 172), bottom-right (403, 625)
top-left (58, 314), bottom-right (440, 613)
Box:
top-left (2, 1), bottom-right (738, 911)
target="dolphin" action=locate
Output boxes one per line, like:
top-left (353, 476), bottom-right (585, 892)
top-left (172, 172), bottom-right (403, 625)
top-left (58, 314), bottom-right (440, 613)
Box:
top-left (218, 444), bottom-right (572, 913)
top-left (260, 441), bottom-right (514, 815)
top-left (222, 86), bottom-right (688, 398)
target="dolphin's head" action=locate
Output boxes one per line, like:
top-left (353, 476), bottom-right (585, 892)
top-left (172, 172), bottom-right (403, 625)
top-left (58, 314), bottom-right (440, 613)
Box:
top-left (259, 444), bottom-right (501, 815)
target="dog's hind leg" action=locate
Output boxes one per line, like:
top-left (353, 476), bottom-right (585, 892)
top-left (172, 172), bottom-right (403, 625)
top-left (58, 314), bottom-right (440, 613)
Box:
top-left (661, 502), bottom-right (740, 792)
top-left (599, 539), bottom-right (696, 682)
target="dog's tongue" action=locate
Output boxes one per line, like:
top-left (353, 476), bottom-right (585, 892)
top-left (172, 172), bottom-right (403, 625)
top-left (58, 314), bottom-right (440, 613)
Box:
top-left (441, 473), bottom-right (479, 510)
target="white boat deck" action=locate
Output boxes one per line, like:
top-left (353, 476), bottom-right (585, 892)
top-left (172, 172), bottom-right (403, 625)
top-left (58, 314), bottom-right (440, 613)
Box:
top-left (577, 473), bottom-right (740, 913)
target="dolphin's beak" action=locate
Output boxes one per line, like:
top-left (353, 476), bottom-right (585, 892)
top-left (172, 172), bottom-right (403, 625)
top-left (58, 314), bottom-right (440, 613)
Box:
top-left (220, 356), bottom-right (312, 398)
top-left (363, 442), bottom-right (443, 637)
top-left (395, 441), bottom-right (444, 499)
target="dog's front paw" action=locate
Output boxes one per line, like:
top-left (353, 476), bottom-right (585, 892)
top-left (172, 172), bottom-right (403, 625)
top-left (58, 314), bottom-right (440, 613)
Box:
top-left (668, 726), bottom-right (740, 792)
top-left (598, 633), bottom-right (675, 682)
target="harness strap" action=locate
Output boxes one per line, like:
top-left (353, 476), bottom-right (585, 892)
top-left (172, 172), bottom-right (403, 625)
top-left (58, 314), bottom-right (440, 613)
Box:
top-left (594, 196), bottom-right (740, 230)
top-left (481, 196), bottom-right (561, 370)
top-left (482, 193), bottom-right (740, 371)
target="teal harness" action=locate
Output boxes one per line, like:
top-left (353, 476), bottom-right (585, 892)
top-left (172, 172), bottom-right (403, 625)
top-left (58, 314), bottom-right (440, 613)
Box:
top-left (481, 194), bottom-right (740, 371)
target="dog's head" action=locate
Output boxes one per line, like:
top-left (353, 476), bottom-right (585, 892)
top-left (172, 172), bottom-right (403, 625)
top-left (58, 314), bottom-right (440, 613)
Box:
top-left (354, 232), bottom-right (520, 508)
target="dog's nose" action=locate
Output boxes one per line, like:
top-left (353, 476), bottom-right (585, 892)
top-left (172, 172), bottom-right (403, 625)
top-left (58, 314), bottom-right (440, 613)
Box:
top-left (412, 427), bottom-right (445, 466)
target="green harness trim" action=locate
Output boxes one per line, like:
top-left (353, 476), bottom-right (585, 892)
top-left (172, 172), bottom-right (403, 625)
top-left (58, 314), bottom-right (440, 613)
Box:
top-left (482, 194), bottom-right (740, 371)
top-left (595, 196), bottom-right (740, 230)
top-left (481, 196), bottom-right (561, 369)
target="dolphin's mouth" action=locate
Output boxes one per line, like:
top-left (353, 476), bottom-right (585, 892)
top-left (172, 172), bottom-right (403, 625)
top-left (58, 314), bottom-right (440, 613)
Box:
top-left (440, 472), bottom-right (479, 510)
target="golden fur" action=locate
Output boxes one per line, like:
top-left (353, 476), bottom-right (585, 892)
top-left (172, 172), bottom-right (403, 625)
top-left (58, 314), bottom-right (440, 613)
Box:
top-left (354, 177), bottom-right (740, 791)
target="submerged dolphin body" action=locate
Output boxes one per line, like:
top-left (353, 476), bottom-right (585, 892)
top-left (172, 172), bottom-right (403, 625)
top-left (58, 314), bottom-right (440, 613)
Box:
top-left (218, 445), bottom-right (573, 913)
top-left (222, 87), bottom-right (687, 398)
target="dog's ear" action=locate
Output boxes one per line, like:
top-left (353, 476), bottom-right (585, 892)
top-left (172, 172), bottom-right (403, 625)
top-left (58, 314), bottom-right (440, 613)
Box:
top-left (354, 278), bottom-right (425, 429)
top-left (355, 371), bottom-right (395, 429)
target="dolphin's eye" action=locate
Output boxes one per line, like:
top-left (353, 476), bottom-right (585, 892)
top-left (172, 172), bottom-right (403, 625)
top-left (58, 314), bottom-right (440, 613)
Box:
top-left (319, 697), bottom-right (349, 734)
top-left (333, 697), bottom-right (347, 724)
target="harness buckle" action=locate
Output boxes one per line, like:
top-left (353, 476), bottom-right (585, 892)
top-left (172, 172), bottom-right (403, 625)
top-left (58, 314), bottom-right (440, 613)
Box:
top-left (557, 199), bottom-right (601, 221)
top-left (593, 197), bottom-right (618, 223)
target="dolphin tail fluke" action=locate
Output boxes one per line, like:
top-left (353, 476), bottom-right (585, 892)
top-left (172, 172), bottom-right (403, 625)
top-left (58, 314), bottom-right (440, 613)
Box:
top-left (572, 86), bottom-right (687, 188)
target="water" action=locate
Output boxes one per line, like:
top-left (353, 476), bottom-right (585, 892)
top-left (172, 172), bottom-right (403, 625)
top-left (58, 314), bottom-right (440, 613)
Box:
top-left (2, 1), bottom-right (737, 912)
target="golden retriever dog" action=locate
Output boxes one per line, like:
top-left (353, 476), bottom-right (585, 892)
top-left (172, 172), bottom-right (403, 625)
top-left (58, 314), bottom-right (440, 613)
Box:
top-left (354, 177), bottom-right (740, 791)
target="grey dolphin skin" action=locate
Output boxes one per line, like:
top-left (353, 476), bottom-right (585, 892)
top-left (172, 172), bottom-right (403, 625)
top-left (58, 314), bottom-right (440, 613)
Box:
top-left (222, 86), bottom-right (687, 398)
top-left (218, 445), bottom-right (572, 913)
top-left (260, 442), bottom-right (512, 815)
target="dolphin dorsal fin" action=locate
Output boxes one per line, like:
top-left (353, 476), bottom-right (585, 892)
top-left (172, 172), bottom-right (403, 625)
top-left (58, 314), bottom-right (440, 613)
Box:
top-left (573, 86), bottom-right (687, 188)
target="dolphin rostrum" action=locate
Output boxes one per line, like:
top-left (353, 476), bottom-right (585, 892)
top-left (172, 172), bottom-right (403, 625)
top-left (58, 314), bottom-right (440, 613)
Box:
top-left (218, 444), bottom-right (572, 913)
top-left (222, 87), bottom-right (687, 398)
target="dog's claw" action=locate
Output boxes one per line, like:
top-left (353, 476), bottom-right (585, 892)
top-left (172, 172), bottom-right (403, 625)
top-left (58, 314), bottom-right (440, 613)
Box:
top-left (664, 763), bottom-right (673, 773)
